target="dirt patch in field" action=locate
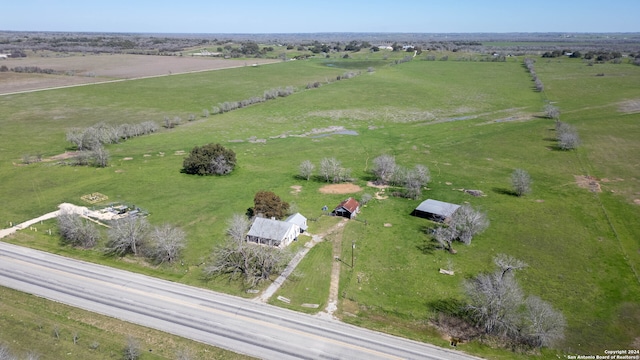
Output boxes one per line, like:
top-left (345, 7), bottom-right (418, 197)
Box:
top-left (619, 99), bottom-right (640, 114)
top-left (290, 185), bottom-right (302, 195)
top-left (366, 181), bottom-right (389, 199)
top-left (0, 54), bottom-right (278, 95)
top-left (43, 151), bottom-right (78, 162)
top-left (634, 199), bottom-right (640, 205)
top-left (319, 183), bottom-right (362, 194)
top-left (575, 175), bottom-right (602, 192)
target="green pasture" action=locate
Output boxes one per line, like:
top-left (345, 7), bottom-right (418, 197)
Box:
top-left (1, 56), bottom-right (639, 358)
top-left (0, 285), bottom-right (253, 360)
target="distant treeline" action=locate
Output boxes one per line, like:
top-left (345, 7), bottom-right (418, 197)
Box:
top-left (0, 65), bottom-right (62, 74)
top-left (2, 31), bottom-right (639, 57)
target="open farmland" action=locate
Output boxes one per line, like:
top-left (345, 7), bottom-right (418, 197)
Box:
top-left (1, 51), bottom-right (639, 359)
top-left (0, 53), bottom-right (279, 94)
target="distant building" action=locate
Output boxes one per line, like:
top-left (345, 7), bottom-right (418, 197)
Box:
top-left (411, 199), bottom-right (460, 223)
top-left (192, 50), bottom-right (221, 57)
top-left (332, 197), bottom-right (360, 219)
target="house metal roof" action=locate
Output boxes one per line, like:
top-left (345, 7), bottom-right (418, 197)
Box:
top-left (247, 217), bottom-right (298, 242)
top-left (414, 199), bottom-right (460, 218)
top-left (285, 213), bottom-right (308, 231)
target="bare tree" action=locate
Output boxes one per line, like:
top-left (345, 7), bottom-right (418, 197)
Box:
top-left (145, 224), bottom-right (186, 264)
top-left (556, 122), bottom-right (580, 150)
top-left (336, 167), bottom-right (352, 183)
top-left (451, 204), bottom-right (489, 245)
top-left (66, 128), bottom-right (85, 150)
top-left (106, 216), bottom-right (149, 256)
top-left (413, 164), bottom-right (430, 184)
top-left (204, 238), bottom-right (290, 287)
top-left (164, 116), bottom-right (181, 129)
top-left (433, 225), bottom-right (457, 253)
top-left (204, 214), bottom-right (290, 286)
top-left (123, 336), bottom-right (140, 360)
top-left (80, 127), bottom-right (102, 150)
top-left (465, 270), bottom-right (524, 338)
top-left (299, 160), bottom-right (315, 181)
top-left (57, 211), bottom-right (99, 248)
top-left (73, 128), bottom-right (96, 150)
top-left (91, 145), bottom-right (110, 168)
top-left (403, 164), bottom-right (430, 199)
top-left (494, 254), bottom-right (528, 276)
top-left (544, 104), bottom-right (560, 120)
top-left (521, 296), bottom-right (566, 348)
top-left (465, 254), bottom-right (565, 348)
top-left (226, 214), bottom-right (250, 242)
top-left (404, 176), bottom-right (423, 200)
top-left (72, 151), bottom-right (92, 166)
top-left (319, 157), bottom-right (341, 183)
top-left (140, 121), bottom-right (158, 134)
top-left (390, 166), bottom-right (407, 186)
top-left (372, 154), bottom-right (396, 184)
top-left (511, 169), bottom-right (532, 197)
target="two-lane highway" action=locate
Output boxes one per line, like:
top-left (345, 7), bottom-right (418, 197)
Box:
top-left (0, 241), bottom-right (481, 359)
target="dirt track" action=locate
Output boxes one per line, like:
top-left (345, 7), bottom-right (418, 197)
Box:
top-left (0, 54), bottom-right (279, 95)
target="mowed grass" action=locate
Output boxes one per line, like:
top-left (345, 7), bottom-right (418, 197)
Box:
top-left (269, 240), bottom-right (333, 313)
top-left (1, 56), bottom-right (639, 358)
top-left (0, 285), bottom-right (254, 360)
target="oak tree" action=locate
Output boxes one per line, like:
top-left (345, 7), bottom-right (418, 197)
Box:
top-left (182, 143), bottom-right (236, 175)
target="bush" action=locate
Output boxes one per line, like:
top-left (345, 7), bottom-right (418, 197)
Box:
top-left (182, 143), bottom-right (236, 176)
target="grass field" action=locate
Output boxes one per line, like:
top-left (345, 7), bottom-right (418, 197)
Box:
top-left (1, 52), bottom-right (639, 358)
top-left (0, 285), bottom-right (253, 360)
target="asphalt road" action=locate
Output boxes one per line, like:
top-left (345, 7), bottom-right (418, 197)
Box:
top-left (0, 241), bottom-right (481, 360)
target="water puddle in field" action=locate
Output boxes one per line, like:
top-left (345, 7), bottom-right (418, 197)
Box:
top-left (311, 130), bottom-right (359, 138)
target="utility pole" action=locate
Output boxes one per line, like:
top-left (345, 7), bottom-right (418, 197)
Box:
top-left (351, 241), bottom-right (355, 268)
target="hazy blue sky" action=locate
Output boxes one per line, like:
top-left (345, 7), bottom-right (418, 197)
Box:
top-left (3, 0), bottom-right (638, 33)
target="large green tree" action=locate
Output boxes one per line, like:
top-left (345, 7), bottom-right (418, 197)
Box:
top-left (252, 191), bottom-right (289, 220)
top-left (182, 143), bottom-right (236, 176)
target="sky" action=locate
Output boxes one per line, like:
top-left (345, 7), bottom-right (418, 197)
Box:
top-left (2, 0), bottom-right (639, 34)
